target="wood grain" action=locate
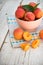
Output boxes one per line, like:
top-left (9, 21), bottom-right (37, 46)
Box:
top-left (0, 0), bottom-right (43, 65)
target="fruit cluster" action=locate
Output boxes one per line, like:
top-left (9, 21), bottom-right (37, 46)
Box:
top-left (20, 39), bottom-right (40, 51)
top-left (14, 2), bottom-right (43, 51)
top-left (13, 27), bottom-right (43, 51)
top-left (15, 2), bottom-right (43, 21)
top-left (13, 28), bottom-right (32, 41)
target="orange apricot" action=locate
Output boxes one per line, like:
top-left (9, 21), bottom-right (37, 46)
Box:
top-left (23, 31), bottom-right (32, 41)
top-left (29, 2), bottom-right (36, 7)
top-left (20, 42), bottom-right (30, 51)
top-left (13, 28), bottom-right (24, 40)
top-left (15, 7), bottom-right (25, 18)
top-left (39, 30), bottom-right (43, 39)
top-left (24, 12), bottom-right (35, 21)
top-left (31, 39), bottom-right (40, 48)
top-left (34, 8), bottom-right (42, 19)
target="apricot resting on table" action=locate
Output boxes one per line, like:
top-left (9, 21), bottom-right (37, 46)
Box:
top-left (24, 12), bottom-right (35, 21)
top-left (39, 30), bottom-right (43, 39)
top-left (23, 31), bottom-right (32, 41)
top-left (20, 42), bottom-right (30, 51)
top-left (31, 39), bottom-right (40, 48)
top-left (13, 28), bottom-right (24, 40)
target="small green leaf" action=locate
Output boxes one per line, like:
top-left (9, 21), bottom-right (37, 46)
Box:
top-left (22, 3), bottom-right (40, 12)
top-left (22, 5), bottom-right (34, 12)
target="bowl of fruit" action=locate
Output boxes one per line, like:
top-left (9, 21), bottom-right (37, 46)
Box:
top-left (15, 2), bottom-right (43, 32)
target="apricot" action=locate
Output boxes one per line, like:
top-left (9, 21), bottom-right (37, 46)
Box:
top-left (23, 31), bottom-right (32, 41)
top-left (15, 8), bottom-right (25, 18)
top-left (39, 30), bottom-right (43, 39)
top-left (34, 8), bottom-right (42, 19)
top-left (20, 42), bottom-right (30, 51)
top-left (17, 6), bottom-right (22, 9)
top-left (31, 39), bottom-right (40, 48)
top-left (42, 11), bottom-right (43, 17)
top-left (29, 2), bottom-right (36, 7)
top-left (24, 12), bottom-right (35, 21)
top-left (13, 28), bottom-right (24, 40)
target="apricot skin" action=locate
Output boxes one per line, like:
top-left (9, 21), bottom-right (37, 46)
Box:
top-left (39, 30), bottom-right (43, 39)
top-left (31, 39), bottom-right (40, 48)
top-left (20, 43), bottom-right (30, 51)
top-left (24, 12), bottom-right (35, 21)
top-left (15, 8), bottom-right (25, 18)
top-left (34, 8), bottom-right (42, 19)
top-left (13, 28), bottom-right (24, 40)
top-left (23, 32), bottom-right (32, 41)
top-left (29, 2), bottom-right (36, 7)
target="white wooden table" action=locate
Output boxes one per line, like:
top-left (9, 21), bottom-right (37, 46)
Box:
top-left (0, 0), bottom-right (43, 65)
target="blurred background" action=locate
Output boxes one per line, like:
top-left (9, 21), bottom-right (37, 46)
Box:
top-left (0, 0), bottom-right (43, 10)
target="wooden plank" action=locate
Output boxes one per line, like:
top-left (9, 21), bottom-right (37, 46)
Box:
top-left (0, 0), bottom-right (22, 50)
top-left (0, 0), bottom-right (43, 65)
top-left (29, 45), bottom-right (43, 65)
top-left (0, 30), bottom-right (9, 51)
top-left (0, 41), bottom-right (12, 65)
top-left (0, 0), bottom-right (23, 65)
top-left (23, 50), bottom-right (31, 65)
top-left (6, 48), bottom-right (21, 65)
top-left (0, 14), bottom-right (8, 49)
top-left (0, 0), bottom-right (22, 16)
top-left (16, 49), bottom-right (25, 65)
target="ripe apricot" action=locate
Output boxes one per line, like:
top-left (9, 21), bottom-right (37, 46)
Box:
top-left (15, 8), bottom-right (25, 18)
top-left (17, 6), bottom-right (22, 9)
top-left (39, 30), bottom-right (43, 39)
top-left (23, 31), bottom-right (32, 41)
top-left (34, 8), bottom-right (42, 19)
top-left (13, 28), bottom-right (24, 40)
top-left (20, 42), bottom-right (30, 51)
top-left (24, 12), bottom-right (35, 21)
top-left (29, 2), bottom-right (36, 7)
top-left (31, 39), bottom-right (40, 48)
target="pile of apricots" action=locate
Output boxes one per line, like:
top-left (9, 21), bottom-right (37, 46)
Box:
top-left (13, 27), bottom-right (43, 51)
top-left (15, 2), bottom-right (43, 21)
top-left (14, 2), bottom-right (43, 51)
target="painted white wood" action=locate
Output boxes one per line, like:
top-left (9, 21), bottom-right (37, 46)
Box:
top-left (0, 0), bottom-right (22, 48)
top-left (0, 0), bottom-right (43, 65)
top-left (0, 0), bottom-right (7, 10)
top-left (29, 46), bottom-right (43, 65)
top-left (0, 0), bottom-right (21, 16)
top-left (22, 0), bottom-right (38, 5)
top-left (15, 49), bottom-right (25, 65)
top-left (23, 50), bottom-right (31, 65)
top-left (0, 9), bottom-right (8, 48)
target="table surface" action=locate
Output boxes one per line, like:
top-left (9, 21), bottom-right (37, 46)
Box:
top-left (0, 0), bottom-right (43, 65)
